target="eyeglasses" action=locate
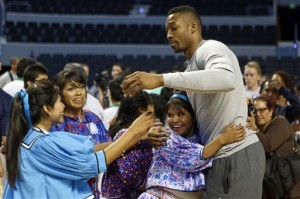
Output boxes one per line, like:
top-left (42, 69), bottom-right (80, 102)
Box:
top-left (253, 107), bottom-right (268, 115)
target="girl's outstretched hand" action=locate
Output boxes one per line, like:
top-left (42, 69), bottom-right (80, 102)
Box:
top-left (127, 111), bottom-right (156, 141)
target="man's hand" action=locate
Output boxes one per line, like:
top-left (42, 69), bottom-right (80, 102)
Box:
top-left (121, 71), bottom-right (164, 97)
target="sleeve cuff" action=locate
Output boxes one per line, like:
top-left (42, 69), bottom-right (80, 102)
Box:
top-left (163, 73), bottom-right (174, 87)
top-left (95, 151), bottom-right (107, 173)
top-left (162, 73), bottom-right (168, 86)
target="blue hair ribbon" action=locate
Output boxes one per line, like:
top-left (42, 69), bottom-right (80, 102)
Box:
top-left (15, 89), bottom-right (32, 127)
top-left (169, 93), bottom-right (190, 103)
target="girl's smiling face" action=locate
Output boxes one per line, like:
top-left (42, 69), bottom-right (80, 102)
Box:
top-left (167, 103), bottom-right (194, 138)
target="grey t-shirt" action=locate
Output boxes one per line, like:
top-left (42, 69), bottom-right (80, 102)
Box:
top-left (164, 40), bottom-right (258, 158)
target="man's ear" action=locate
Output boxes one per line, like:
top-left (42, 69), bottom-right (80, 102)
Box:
top-left (42, 105), bottom-right (52, 115)
top-left (190, 23), bottom-right (196, 33)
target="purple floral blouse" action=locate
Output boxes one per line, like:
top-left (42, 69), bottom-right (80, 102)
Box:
top-left (145, 131), bottom-right (213, 191)
top-left (51, 110), bottom-right (112, 144)
top-left (101, 128), bottom-right (153, 198)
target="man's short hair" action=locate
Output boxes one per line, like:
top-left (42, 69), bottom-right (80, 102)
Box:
top-left (16, 57), bottom-right (36, 78)
top-left (168, 5), bottom-right (202, 33)
top-left (23, 63), bottom-right (48, 88)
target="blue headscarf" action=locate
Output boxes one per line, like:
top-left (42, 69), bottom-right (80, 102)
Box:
top-left (15, 89), bottom-right (32, 127)
top-left (169, 93), bottom-right (190, 103)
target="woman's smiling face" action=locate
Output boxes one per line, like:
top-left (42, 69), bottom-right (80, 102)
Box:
top-left (167, 103), bottom-right (194, 138)
top-left (61, 81), bottom-right (86, 113)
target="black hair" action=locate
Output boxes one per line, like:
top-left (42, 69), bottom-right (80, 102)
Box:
top-left (94, 70), bottom-right (110, 92)
top-left (167, 91), bottom-right (195, 121)
top-left (166, 91), bottom-right (197, 139)
top-left (108, 75), bottom-right (124, 102)
top-left (253, 95), bottom-right (276, 118)
top-left (16, 57), bottom-right (36, 78)
top-left (168, 5), bottom-right (203, 33)
top-left (6, 81), bottom-right (60, 188)
top-left (108, 91), bottom-right (153, 139)
top-left (52, 66), bottom-right (87, 92)
top-left (23, 63), bottom-right (48, 88)
top-left (150, 93), bottom-right (167, 124)
top-left (272, 70), bottom-right (295, 93)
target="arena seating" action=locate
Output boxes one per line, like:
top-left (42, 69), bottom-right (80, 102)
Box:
top-left (4, 21), bottom-right (276, 45)
top-left (2, 0), bottom-right (298, 80)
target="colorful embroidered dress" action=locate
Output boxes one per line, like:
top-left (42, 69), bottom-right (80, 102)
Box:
top-left (101, 128), bottom-right (153, 198)
top-left (51, 110), bottom-right (111, 144)
top-left (138, 131), bottom-right (213, 198)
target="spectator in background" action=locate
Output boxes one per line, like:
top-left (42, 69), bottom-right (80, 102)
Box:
top-left (81, 63), bottom-right (95, 90)
top-left (247, 95), bottom-right (300, 198)
top-left (103, 73), bottom-right (125, 129)
top-left (244, 61), bottom-right (261, 100)
top-left (0, 57), bottom-right (19, 88)
top-left (2, 58), bottom-right (36, 96)
top-left (0, 89), bottom-right (12, 191)
top-left (94, 70), bottom-right (110, 109)
top-left (23, 63), bottom-right (48, 88)
top-left (263, 71), bottom-right (300, 124)
top-left (111, 62), bottom-right (123, 80)
top-left (64, 63), bottom-right (105, 120)
top-left (271, 70), bottom-right (296, 106)
top-left (261, 79), bottom-right (300, 124)
top-left (82, 63), bottom-right (90, 79)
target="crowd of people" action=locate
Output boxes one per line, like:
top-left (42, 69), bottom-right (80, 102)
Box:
top-left (0, 5), bottom-right (300, 199)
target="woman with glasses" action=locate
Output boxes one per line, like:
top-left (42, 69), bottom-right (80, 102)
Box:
top-left (247, 95), bottom-right (299, 198)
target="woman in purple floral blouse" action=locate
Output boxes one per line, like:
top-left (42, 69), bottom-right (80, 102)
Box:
top-left (50, 65), bottom-right (112, 199)
top-left (138, 92), bottom-right (246, 199)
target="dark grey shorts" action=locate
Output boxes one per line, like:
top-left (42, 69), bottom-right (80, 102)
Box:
top-left (204, 141), bottom-right (265, 199)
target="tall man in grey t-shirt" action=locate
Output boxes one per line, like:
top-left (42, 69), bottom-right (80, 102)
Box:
top-left (122, 5), bottom-right (265, 198)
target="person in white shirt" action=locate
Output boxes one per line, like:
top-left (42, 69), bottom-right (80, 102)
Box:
top-left (3, 58), bottom-right (36, 96)
top-left (244, 61), bottom-right (262, 100)
top-left (0, 57), bottom-right (19, 88)
top-left (103, 74), bottom-right (124, 129)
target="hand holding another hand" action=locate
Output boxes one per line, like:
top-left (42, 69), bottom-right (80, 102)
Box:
top-left (147, 125), bottom-right (170, 149)
top-left (127, 111), bottom-right (156, 142)
top-left (121, 71), bottom-right (164, 97)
